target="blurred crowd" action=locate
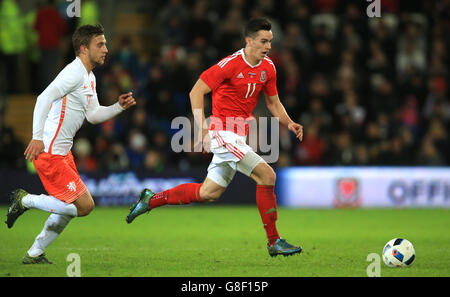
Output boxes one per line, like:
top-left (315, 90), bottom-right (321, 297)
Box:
top-left (0, 0), bottom-right (449, 172)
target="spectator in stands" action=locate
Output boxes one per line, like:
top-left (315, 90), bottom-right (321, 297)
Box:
top-left (294, 122), bottom-right (325, 165)
top-left (144, 149), bottom-right (165, 172)
top-left (34, 0), bottom-right (68, 92)
top-left (126, 130), bottom-right (148, 170)
top-left (0, 0), bottom-right (27, 94)
top-left (111, 36), bottom-right (139, 80)
top-left (417, 136), bottom-right (445, 166)
top-left (323, 130), bottom-right (356, 165)
top-left (186, 0), bottom-right (214, 48)
top-left (104, 142), bottom-right (130, 171)
top-left (73, 138), bottom-right (97, 172)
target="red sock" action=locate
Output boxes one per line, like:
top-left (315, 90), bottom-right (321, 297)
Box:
top-left (256, 185), bottom-right (280, 246)
top-left (149, 183), bottom-right (202, 209)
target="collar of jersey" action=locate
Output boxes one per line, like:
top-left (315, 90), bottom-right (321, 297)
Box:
top-left (239, 48), bottom-right (262, 68)
top-left (75, 56), bottom-right (93, 76)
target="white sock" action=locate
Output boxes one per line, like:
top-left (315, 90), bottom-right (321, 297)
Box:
top-left (22, 194), bottom-right (78, 217)
top-left (27, 213), bottom-right (72, 257)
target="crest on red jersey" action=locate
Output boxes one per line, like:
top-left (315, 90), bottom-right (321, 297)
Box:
top-left (260, 70), bottom-right (267, 82)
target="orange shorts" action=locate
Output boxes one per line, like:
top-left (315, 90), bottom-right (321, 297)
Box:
top-left (33, 151), bottom-right (87, 203)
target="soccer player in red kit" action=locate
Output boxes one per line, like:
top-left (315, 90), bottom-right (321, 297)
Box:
top-left (127, 18), bottom-right (304, 257)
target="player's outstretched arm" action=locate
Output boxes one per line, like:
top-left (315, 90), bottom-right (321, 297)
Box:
top-left (85, 92), bottom-right (136, 124)
top-left (189, 79), bottom-right (212, 152)
top-left (265, 94), bottom-right (303, 141)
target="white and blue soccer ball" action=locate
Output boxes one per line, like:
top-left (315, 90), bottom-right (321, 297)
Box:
top-left (382, 238), bottom-right (415, 267)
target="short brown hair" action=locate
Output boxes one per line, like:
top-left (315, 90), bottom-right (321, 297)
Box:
top-left (72, 24), bottom-right (104, 55)
top-left (244, 18), bottom-right (271, 38)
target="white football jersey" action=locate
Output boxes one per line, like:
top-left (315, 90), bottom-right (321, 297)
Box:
top-left (32, 57), bottom-right (123, 156)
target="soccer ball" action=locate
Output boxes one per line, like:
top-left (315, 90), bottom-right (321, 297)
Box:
top-left (382, 238), bottom-right (415, 267)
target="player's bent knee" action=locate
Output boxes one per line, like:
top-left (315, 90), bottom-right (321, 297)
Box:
top-left (199, 179), bottom-right (226, 203)
top-left (86, 199), bottom-right (95, 214)
top-left (201, 191), bottom-right (222, 203)
top-left (260, 166), bottom-right (276, 185)
top-left (73, 192), bottom-right (95, 217)
top-left (252, 164), bottom-right (277, 185)
top-left (199, 188), bottom-right (223, 203)
top-left (265, 169), bottom-right (277, 185)
top-left (77, 202), bottom-right (94, 217)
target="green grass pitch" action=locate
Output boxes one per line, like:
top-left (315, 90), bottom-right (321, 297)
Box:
top-left (1, 205), bottom-right (449, 277)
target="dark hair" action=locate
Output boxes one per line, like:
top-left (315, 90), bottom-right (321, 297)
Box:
top-left (244, 18), bottom-right (272, 38)
top-left (72, 24), bottom-right (104, 55)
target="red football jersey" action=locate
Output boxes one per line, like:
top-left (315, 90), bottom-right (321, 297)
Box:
top-left (200, 48), bottom-right (278, 135)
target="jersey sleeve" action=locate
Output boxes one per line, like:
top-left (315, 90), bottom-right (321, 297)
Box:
top-left (262, 63), bottom-right (278, 97)
top-left (32, 65), bottom-right (83, 140)
top-left (85, 95), bottom-right (124, 124)
top-left (199, 62), bottom-right (232, 91)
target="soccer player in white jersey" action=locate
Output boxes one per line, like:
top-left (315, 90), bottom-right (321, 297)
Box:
top-left (5, 24), bottom-right (136, 264)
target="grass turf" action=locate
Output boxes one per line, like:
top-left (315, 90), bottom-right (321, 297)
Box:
top-left (1, 205), bottom-right (449, 277)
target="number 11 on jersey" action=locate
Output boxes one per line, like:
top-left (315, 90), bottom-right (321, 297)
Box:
top-left (245, 83), bottom-right (256, 98)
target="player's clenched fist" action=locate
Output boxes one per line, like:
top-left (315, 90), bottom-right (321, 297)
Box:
top-left (118, 92), bottom-right (136, 109)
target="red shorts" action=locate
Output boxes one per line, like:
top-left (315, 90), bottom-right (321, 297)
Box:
top-left (33, 151), bottom-right (87, 203)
